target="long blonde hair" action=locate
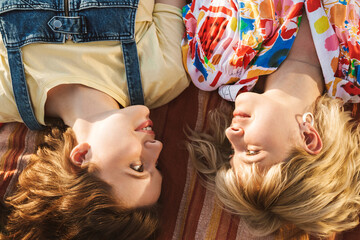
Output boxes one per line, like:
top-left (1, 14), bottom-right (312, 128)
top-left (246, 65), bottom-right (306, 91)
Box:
top-left (1, 122), bottom-right (159, 240)
top-left (187, 96), bottom-right (360, 239)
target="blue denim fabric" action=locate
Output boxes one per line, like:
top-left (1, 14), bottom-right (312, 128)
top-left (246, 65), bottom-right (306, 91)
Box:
top-left (0, 0), bottom-right (144, 130)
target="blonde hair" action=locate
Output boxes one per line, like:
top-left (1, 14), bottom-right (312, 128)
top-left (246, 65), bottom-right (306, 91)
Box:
top-left (1, 123), bottom-right (158, 240)
top-left (187, 96), bottom-right (360, 238)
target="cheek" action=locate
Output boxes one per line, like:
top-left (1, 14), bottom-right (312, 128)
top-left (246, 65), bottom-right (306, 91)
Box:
top-left (245, 121), bottom-right (270, 144)
top-left (256, 113), bottom-right (288, 141)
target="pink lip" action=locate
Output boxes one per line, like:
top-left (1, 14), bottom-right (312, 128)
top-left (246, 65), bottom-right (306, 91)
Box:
top-left (233, 111), bottom-right (250, 118)
top-left (135, 120), bottom-right (155, 135)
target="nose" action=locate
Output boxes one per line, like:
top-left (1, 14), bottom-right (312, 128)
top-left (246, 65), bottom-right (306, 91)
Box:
top-left (225, 126), bottom-right (244, 145)
top-left (143, 140), bottom-right (163, 168)
top-left (137, 105), bottom-right (150, 115)
top-left (127, 105), bottom-right (150, 119)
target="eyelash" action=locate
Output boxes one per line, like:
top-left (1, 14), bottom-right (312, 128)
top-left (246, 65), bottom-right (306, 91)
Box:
top-left (131, 164), bottom-right (144, 172)
top-left (246, 150), bottom-right (260, 156)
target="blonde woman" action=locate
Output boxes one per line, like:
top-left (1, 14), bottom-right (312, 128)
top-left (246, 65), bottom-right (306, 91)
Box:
top-left (0, 0), bottom-right (188, 238)
top-left (184, 0), bottom-right (360, 238)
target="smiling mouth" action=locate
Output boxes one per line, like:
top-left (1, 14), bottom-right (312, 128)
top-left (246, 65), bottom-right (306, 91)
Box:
top-left (136, 120), bottom-right (155, 135)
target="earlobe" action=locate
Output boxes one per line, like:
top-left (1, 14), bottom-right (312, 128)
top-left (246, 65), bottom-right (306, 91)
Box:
top-left (301, 123), bottom-right (323, 155)
top-left (70, 143), bottom-right (91, 166)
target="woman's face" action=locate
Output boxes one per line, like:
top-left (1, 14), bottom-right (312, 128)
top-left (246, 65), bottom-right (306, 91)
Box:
top-left (226, 92), bottom-right (302, 171)
top-left (87, 105), bottom-right (162, 208)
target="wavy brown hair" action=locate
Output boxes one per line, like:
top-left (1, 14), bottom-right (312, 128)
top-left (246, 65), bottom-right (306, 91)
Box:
top-left (0, 122), bottom-right (159, 240)
top-left (187, 96), bottom-right (360, 239)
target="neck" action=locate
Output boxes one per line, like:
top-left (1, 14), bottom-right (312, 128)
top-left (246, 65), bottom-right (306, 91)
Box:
top-left (262, 58), bottom-right (324, 117)
top-left (263, 58), bottom-right (324, 111)
top-left (45, 84), bottom-right (120, 141)
top-left (262, 11), bottom-right (324, 113)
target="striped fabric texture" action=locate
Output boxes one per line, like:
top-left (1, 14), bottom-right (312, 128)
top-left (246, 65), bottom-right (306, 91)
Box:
top-left (1, 84), bottom-right (360, 239)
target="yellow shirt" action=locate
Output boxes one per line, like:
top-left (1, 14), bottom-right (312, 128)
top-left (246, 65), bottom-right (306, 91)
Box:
top-left (0, 3), bottom-right (189, 125)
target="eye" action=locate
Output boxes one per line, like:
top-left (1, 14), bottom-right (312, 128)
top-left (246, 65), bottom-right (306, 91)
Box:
top-left (246, 150), bottom-right (260, 156)
top-left (131, 163), bottom-right (144, 172)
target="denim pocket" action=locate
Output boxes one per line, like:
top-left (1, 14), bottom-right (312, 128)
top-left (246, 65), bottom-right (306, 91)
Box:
top-left (0, 0), bottom-right (139, 45)
top-left (72, 0), bottom-right (139, 42)
top-left (76, 0), bottom-right (138, 10)
top-left (0, 10), bottom-right (62, 47)
top-left (0, 0), bottom-right (61, 13)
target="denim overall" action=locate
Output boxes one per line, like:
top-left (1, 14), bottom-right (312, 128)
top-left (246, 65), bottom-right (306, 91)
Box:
top-left (0, 0), bottom-right (144, 130)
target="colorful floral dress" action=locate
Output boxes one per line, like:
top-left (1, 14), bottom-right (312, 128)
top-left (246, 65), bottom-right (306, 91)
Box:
top-left (182, 0), bottom-right (360, 103)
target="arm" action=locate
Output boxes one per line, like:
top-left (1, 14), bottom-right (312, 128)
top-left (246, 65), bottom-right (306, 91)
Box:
top-left (155, 0), bottom-right (186, 9)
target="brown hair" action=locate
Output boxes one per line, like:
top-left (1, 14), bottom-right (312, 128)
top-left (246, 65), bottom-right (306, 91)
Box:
top-left (1, 123), bottom-right (159, 240)
top-left (187, 95), bottom-right (360, 238)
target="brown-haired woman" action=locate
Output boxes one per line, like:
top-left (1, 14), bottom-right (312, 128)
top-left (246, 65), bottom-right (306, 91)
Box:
top-left (0, 0), bottom-right (188, 238)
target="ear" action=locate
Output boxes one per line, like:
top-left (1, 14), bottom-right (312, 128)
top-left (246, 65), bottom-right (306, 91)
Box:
top-left (300, 122), bottom-right (323, 155)
top-left (70, 143), bottom-right (91, 166)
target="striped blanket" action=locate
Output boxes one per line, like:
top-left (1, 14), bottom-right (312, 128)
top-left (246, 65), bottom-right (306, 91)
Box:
top-left (151, 84), bottom-right (360, 240)
top-left (0, 123), bottom-right (37, 202)
top-left (1, 84), bottom-right (360, 239)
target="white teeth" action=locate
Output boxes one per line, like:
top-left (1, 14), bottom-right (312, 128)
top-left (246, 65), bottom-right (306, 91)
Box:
top-left (142, 126), bottom-right (152, 131)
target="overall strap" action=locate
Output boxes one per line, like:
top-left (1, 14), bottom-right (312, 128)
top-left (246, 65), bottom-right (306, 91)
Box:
top-left (2, 0), bottom-right (144, 129)
top-left (122, 40), bottom-right (144, 105)
top-left (7, 48), bottom-right (44, 130)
